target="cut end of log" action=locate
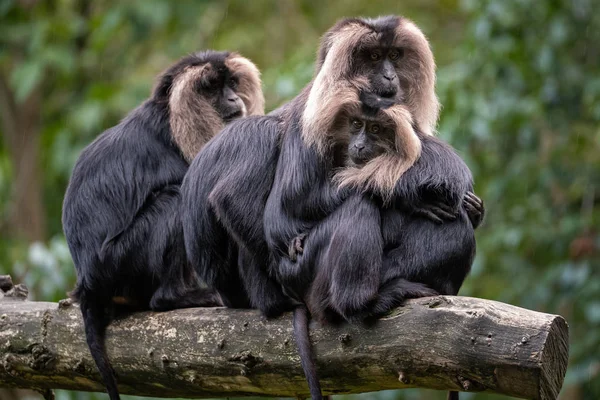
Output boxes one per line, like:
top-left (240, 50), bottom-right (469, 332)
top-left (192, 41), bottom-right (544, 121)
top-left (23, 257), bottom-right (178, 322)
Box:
top-left (540, 316), bottom-right (569, 400)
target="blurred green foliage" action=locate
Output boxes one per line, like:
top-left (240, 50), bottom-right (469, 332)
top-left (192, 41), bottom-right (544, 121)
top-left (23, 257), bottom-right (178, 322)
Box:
top-left (1, 0), bottom-right (598, 399)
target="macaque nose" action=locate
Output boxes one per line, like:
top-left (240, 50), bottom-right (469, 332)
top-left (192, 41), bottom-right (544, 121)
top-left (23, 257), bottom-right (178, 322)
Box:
top-left (354, 144), bottom-right (365, 152)
top-left (228, 96), bottom-right (239, 103)
top-left (383, 73), bottom-right (396, 82)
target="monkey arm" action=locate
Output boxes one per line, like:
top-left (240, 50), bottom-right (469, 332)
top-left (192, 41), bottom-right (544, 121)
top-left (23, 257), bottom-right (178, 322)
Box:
top-left (406, 198), bottom-right (459, 224)
top-left (265, 130), bottom-right (345, 261)
top-left (98, 185), bottom-right (180, 264)
top-left (407, 190), bottom-right (484, 228)
top-left (393, 134), bottom-right (473, 220)
top-left (96, 185), bottom-right (221, 311)
top-left (278, 132), bottom-right (345, 220)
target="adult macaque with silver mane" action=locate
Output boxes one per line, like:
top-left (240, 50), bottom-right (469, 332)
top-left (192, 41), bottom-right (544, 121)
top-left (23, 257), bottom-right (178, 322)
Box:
top-left (62, 50), bottom-right (264, 400)
top-left (183, 16), bottom-right (482, 400)
top-left (263, 17), bottom-right (483, 400)
top-left (264, 16), bottom-right (482, 305)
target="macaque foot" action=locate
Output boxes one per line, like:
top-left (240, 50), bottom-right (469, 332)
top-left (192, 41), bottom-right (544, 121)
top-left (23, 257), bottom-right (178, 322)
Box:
top-left (288, 233), bottom-right (308, 262)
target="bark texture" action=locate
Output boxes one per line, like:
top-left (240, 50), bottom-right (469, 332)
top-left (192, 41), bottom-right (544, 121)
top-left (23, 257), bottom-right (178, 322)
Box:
top-left (0, 276), bottom-right (568, 399)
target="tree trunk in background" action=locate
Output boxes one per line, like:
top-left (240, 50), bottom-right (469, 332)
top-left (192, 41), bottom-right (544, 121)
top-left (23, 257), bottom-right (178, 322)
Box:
top-left (0, 73), bottom-right (46, 242)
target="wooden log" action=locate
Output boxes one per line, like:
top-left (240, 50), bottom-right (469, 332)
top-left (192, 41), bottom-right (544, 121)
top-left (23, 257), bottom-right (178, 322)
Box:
top-left (0, 285), bottom-right (568, 399)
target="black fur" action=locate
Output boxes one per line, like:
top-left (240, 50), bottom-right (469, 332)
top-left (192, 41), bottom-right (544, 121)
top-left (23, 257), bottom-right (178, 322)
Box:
top-left (265, 96), bottom-right (479, 399)
top-left (62, 50), bottom-right (246, 400)
top-left (180, 16), bottom-right (422, 316)
top-left (181, 114), bottom-right (293, 316)
top-left (282, 123), bottom-right (477, 323)
top-left (289, 129), bottom-right (477, 400)
top-left (264, 89), bottom-right (349, 302)
top-left (373, 132), bottom-right (476, 317)
top-left (180, 16), bottom-right (483, 400)
top-left (294, 306), bottom-right (324, 400)
top-left (181, 88), bottom-right (333, 399)
top-left (295, 194), bottom-right (384, 323)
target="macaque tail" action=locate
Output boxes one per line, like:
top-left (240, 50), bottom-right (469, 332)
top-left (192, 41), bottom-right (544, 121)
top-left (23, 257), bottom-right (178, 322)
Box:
top-left (77, 289), bottom-right (120, 400)
top-left (293, 306), bottom-right (324, 400)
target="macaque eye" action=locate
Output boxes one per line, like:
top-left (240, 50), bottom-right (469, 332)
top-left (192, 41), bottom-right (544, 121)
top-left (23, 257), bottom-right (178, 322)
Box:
top-left (369, 124), bottom-right (380, 134)
top-left (389, 49), bottom-right (404, 61)
top-left (370, 52), bottom-right (382, 61)
top-left (352, 119), bottom-right (364, 129)
top-left (229, 78), bottom-right (238, 89)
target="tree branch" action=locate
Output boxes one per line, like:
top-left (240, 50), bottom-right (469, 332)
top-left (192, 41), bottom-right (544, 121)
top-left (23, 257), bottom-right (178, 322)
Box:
top-left (0, 276), bottom-right (568, 399)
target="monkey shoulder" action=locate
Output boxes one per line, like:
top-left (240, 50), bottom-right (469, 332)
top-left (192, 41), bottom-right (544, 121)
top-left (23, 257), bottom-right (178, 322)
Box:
top-left (64, 102), bottom-right (187, 241)
top-left (186, 115), bottom-right (282, 183)
top-left (72, 127), bottom-right (184, 193)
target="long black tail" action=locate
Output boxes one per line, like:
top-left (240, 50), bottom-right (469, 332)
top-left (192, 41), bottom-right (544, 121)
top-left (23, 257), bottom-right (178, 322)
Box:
top-left (79, 294), bottom-right (120, 400)
top-left (293, 306), bottom-right (323, 400)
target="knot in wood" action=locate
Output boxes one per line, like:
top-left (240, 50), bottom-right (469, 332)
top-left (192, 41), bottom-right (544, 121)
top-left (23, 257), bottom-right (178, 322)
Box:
top-left (398, 371), bottom-right (409, 384)
top-left (58, 298), bottom-right (73, 309)
top-left (73, 358), bottom-right (86, 373)
top-left (462, 379), bottom-right (472, 391)
top-left (229, 351), bottom-right (262, 369)
top-left (338, 333), bottom-right (351, 344)
top-left (30, 344), bottom-right (56, 370)
top-left (2, 354), bottom-right (17, 374)
top-left (4, 284), bottom-right (28, 300)
top-left (457, 375), bottom-right (484, 392)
